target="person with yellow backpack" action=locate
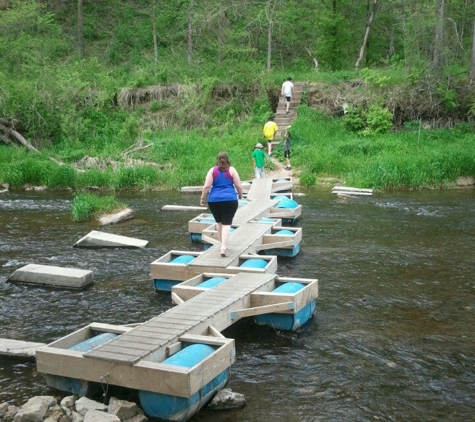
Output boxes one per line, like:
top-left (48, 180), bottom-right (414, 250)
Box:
top-left (262, 116), bottom-right (278, 157)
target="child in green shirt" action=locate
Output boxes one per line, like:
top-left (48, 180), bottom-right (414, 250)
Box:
top-left (251, 143), bottom-right (266, 179)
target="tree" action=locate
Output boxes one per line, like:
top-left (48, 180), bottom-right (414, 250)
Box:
top-left (77, 0), bottom-right (84, 58)
top-left (433, 0), bottom-right (445, 77)
top-left (470, 19), bottom-right (475, 84)
top-left (355, 0), bottom-right (379, 71)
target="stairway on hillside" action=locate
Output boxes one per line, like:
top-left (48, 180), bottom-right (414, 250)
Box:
top-left (273, 81), bottom-right (305, 141)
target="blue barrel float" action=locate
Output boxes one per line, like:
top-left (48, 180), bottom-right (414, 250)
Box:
top-left (46, 332), bottom-right (118, 396)
top-left (153, 254), bottom-right (196, 292)
top-left (240, 258), bottom-right (268, 269)
top-left (139, 343), bottom-right (229, 421)
top-left (260, 229), bottom-right (300, 258)
top-left (190, 217), bottom-right (215, 242)
top-left (274, 195), bottom-right (300, 224)
top-left (254, 282), bottom-right (316, 331)
top-left (196, 276), bottom-right (227, 288)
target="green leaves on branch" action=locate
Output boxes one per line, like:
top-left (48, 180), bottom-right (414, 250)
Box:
top-left (344, 105), bottom-right (393, 136)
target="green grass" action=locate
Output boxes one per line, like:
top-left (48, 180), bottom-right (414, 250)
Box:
top-left (71, 193), bottom-right (127, 222)
top-left (2, 107), bottom-right (474, 193)
top-left (287, 106), bottom-right (475, 190)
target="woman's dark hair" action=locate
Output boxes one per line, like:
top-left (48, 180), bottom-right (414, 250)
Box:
top-left (216, 151), bottom-right (231, 171)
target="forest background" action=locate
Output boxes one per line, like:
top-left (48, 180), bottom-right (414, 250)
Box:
top-left (0, 0), bottom-right (474, 194)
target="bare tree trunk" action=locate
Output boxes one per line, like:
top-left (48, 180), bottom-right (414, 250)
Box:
top-left (266, 0), bottom-right (277, 72)
top-left (152, 1), bottom-right (158, 75)
top-left (355, 0), bottom-right (379, 71)
top-left (470, 19), bottom-right (475, 84)
top-left (187, 0), bottom-right (194, 63)
top-left (433, 0), bottom-right (445, 78)
top-left (0, 121), bottom-right (63, 165)
top-left (388, 24), bottom-right (395, 59)
top-left (77, 0), bottom-right (84, 58)
top-left (305, 48), bottom-right (319, 72)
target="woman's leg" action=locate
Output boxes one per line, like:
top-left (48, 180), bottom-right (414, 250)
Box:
top-left (220, 224), bottom-right (231, 255)
top-left (216, 222), bottom-right (223, 246)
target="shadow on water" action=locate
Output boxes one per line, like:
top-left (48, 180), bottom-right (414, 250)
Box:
top-left (1, 188), bottom-right (474, 421)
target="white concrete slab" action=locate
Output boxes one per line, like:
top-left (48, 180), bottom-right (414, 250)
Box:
top-left (0, 339), bottom-right (45, 359)
top-left (8, 264), bottom-right (93, 290)
top-left (74, 230), bottom-right (148, 248)
top-left (98, 208), bottom-right (134, 225)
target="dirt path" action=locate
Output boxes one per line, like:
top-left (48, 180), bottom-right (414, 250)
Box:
top-left (266, 155), bottom-right (298, 184)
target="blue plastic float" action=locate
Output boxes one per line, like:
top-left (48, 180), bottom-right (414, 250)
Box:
top-left (260, 229), bottom-right (300, 258)
top-left (254, 282), bottom-right (316, 331)
top-left (190, 217), bottom-right (215, 242)
top-left (154, 255), bottom-right (196, 291)
top-left (139, 343), bottom-right (229, 421)
top-left (240, 258), bottom-right (268, 269)
top-left (46, 332), bottom-right (118, 396)
top-left (196, 277), bottom-right (227, 288)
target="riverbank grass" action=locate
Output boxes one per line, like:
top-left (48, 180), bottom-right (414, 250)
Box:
top-left (288, 107), bottom-right (475, 190)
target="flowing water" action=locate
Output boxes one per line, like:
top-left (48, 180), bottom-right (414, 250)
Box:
top-left (0, 188), bottom-right (474, 421)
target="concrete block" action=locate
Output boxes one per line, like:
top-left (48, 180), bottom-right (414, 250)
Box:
top-left (9, 264), bottom-right (93, 290)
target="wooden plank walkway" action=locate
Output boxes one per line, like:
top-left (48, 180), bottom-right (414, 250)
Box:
top-left (233, 199), bottom-right (278, 224)
top-left (84, 272), bottom-right (276, 364)
top-left (247, 178), bottom-right (273, 201)
top-left (191, 222), bottom-right (272, 269)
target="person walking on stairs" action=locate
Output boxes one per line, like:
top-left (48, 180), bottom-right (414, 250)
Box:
top-left (200, 151), bottom-right (243, 257)
top-left (281, 77), bottom-right (294, 114)
top-left (263, 115), bottom-right (278, 157)
top-left (283, 126), bottom-right (292, 170)
top-left (252, 143), bottom-right (266, 179)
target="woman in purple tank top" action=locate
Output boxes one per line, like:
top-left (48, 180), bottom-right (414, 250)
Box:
top-left (200, 152), bottom-right (243, 256)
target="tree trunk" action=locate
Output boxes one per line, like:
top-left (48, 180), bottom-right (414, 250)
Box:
top-left (433, 0), bottom-right (445, 78)
top-left (77, 0), bottom-right (84, 58)
top-left (355, 0), bottom-right (378, 71)
top-left (470, 19), bottom-right (475, 84)
top-left (266, 0), bottom-right (276, 72)
top-left (152, 1), bottom-right (158, 75)
top-left (187, 0), bottom-right (194, 63)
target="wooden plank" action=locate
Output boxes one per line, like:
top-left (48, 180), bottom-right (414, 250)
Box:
top-left (247, 178), bottom-right (273, 200)
top-left (38, 338), bottom-right (235, 398)
top-left (332, 185), bottom-right (373, 193)
top-left (37, 347), bottom-right (193, 396)
top-left (0, 339), bottom-right (45, 358)
top-left (233, 200), bottom-right (279, 224)
top-left (229, 301), bottom-right (295, 320)
top-left (162, 205), bottom-right (207, 211)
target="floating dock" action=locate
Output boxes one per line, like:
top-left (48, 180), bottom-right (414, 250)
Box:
top-left (36, 176), bottom-right (318, 422)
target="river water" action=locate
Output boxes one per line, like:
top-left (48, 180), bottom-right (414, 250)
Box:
top-left (0, 188), bottom-right (474, 421)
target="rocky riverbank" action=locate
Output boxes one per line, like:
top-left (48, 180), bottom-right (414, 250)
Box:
top-left (0, 389), bottom-right (246, 422)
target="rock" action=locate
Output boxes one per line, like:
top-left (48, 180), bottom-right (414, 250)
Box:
top-left (107, 398), bottom-right (140, 420)
top-left (74, 398), bottom-right (107, 417)
top-left (1, 404), bottom-right (20, 422)
top-left (207, 388), bottom-right (246, 410)
top-left (0, 396), bottom-right (145, 422)
top-left (13, 396), bottom-right (57, 422)
top-left (122, 412), bottom-right (147, 422)
top-left (45, 404), bottom-right (70, 422)
top-left (83, 410), bottom-right (119, 422)
top-left (60, 397), bottom-right (75, 410)
top-left (70, 411), bottom-right (84, 422)
top-left (456, 176), bottom-right (474, 186)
